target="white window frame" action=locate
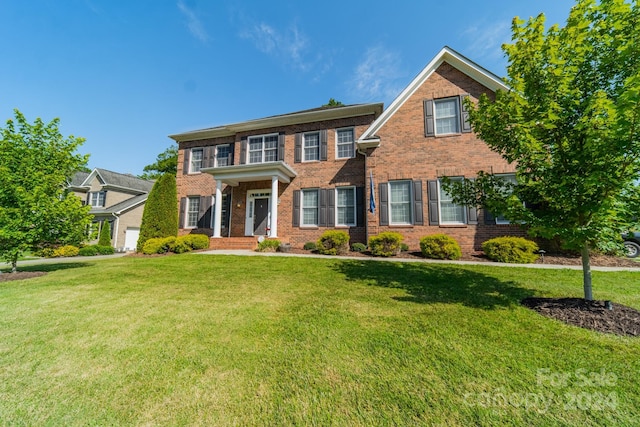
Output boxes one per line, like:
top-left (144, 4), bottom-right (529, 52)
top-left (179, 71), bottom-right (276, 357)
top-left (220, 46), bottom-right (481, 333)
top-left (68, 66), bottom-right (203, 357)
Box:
top-left (336, 186), bottom-right (356, 226)
top-left (186, 196), bottom-right (200, 228)
top-left (248, 134), bottom-right (279, 164)
top-left (301, 189), bottom-right (319, 227)
top-left (215, 144), bottom-right (231, 167)
top-left (89, 191), bottom-right (105, 207)
top-left (438, 177), bottom-right (467, 225)
top-left (336, 127), bottom-right (355, 159)
top-left (303, 132), bottom-right (320, 162)
top-left (389, 181), bottom-right (413, 225)
top-left (190, 148), bottom-right (203, 173)
top-left (494, 173), bottom-right (518, 225)
top-left (434, 97), bottom-right (460, 135)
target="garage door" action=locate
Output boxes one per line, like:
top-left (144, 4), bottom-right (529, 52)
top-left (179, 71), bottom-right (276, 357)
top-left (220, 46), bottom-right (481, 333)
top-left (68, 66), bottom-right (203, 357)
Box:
top-left (124, 227), bottom-right (140, 251)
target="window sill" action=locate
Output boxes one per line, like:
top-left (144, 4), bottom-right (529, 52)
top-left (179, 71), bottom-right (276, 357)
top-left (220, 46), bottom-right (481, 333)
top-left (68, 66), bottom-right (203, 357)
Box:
top-left (300, 226), bottom-right (319, 229)
top-left (389, 224), bottom-right (414, 228)
top-left (439, 224), bottom-right (468, 228)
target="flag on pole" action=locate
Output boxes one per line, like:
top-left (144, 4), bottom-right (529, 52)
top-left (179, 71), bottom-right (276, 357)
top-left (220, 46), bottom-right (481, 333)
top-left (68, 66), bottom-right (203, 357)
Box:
top-left (369, 170), bottom-right (376, 214)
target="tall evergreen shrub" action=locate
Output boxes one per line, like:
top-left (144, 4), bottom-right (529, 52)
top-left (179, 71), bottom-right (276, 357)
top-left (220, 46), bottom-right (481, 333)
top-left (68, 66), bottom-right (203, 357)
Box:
top-left (98, 221), bottom-right (111, 246)
top-left (137, 173), bottom-right (178, 252)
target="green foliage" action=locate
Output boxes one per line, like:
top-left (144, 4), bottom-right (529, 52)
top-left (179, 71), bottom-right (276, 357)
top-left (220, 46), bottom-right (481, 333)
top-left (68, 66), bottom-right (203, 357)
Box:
top-left (322, 98), bottom-right (344, 107)
top-left (368, 232), bottom-right (404, 257)
top-left (351, 242), bottom-right (367, 253)
top-left (256, 239), bottom-right (281, 252)
top-left (78, 245), bottom-right (98, 256)
top-left (400, 243), bottom-right (410, 252)
top-left (0, 109), bottom-right (92, 271)
top-left (482, 236), bottom-right (540, 264)
top-left (170, 239), bottom-right (192, 254)
top-left (139, 145), bottom-right (177, 180)
top-left (420, 234), bottom-right (462, 260)
top-left (97, 221), bottom-right (111, 247)
top-left (303, 242), bottom-right (317, 251)
top-left (142, 237), bottom-right (176, 255)
top-left (179, 234), bottom-right (210, 250)
top-left (316, 231), bottom-right (350, 255)
top-left (51, 245), bottom-right (80, 258)
top-left (137, 173), bottom-right (178, 252)
top-left (95, 245), bottom-right (115, 255)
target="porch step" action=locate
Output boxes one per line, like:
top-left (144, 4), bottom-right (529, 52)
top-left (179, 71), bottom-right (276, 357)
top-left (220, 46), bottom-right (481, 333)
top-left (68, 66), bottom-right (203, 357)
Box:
top-left (208, 237), bottom-right (259, 251)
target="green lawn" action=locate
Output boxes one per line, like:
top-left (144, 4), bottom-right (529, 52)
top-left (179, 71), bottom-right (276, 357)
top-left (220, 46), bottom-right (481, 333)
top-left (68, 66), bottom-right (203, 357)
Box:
top-left (0, 255), bottom-right (638, 426)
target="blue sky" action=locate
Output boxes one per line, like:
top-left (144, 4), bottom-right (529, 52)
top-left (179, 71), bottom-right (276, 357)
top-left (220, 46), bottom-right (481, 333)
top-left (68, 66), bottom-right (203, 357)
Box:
top-left (1, 0), bottom-right (576, 176)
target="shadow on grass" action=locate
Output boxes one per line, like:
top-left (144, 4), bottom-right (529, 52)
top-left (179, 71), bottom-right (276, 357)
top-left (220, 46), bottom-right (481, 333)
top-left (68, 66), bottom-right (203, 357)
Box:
top-left (333, 260), bottom-right (536, 309)
top-left (2, 262), bottom-right (93, 273)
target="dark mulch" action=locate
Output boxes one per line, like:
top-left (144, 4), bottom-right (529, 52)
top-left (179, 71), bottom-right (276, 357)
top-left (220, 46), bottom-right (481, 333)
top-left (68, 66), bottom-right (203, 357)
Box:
top-left (0, 271), bottom-right (47, 282)
top-left (522, 297), bottom-right (640, 337)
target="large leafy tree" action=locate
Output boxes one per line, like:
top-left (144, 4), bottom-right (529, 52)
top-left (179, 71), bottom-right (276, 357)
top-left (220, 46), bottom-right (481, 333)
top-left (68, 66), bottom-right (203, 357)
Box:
top-left (139, 145), bottom-right (177, 180)
top-left (445, 0), bottom-right (640, 300)
top-left (137, 173), bottom-right (178, 252)
top-left (0, 109), bottom-right (92, 272)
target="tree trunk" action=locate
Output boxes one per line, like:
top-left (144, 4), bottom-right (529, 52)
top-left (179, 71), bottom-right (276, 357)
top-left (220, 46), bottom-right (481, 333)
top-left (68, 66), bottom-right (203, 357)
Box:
top-left (11, 260), bottom-right (17, 273)
top-left (581, 243), bottom-right (593, 301)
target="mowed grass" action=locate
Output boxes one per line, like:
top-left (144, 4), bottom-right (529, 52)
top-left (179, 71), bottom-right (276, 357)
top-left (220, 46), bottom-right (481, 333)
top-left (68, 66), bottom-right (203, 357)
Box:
top-left (0, 255), bottom-right (638, 426)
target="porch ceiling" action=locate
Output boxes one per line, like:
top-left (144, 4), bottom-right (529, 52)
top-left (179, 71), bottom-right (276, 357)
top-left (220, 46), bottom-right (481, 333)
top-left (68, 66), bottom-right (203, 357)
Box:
top-left (201, 161), bottom-right (297, 186)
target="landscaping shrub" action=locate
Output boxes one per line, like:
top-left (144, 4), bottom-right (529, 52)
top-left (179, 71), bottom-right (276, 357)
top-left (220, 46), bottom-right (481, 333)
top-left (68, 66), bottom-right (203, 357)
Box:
top-left (351, 242), bottom-right (367, 253)
top-left (368, 232), bottom-right (404, 257)
top-left (482, 236), bottom-right (539, 263)
top-left (142, 237), bottom-right (176, 255)
top-left (95, 245), bottom-right (115, 255)
top-left (170, 239), bottom-right (192, 254)
top-left (257, 239), bottom-right (280, 252)
top-left (420, 234), bottom-right (462, 260)
top-left (316, 230), bottom-right (349, 255)
top-left (303, 242), bottom-right (317, 251)
top-left (78, 246), bottom-right (99, 256)
top-left (51, 245), bottom-right (80, 258)
top-left (37, 247), bottom-right (55, 258)
top-left (137, 173), bottom-right (178, 252)
top-left (98, 221), bottom-right (111, 246)
top-left (400, 243), bottom-right (410, 252)
top-left (180, 234), bottom-right (210, 250)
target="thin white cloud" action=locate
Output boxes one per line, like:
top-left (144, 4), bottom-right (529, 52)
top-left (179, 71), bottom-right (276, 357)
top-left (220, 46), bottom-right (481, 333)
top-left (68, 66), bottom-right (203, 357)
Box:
top-left (177, 1), bottom-right (209, 43)
top-left (350, 45), bottom-right (404, 103)
top-left (461, 21), bottom-right (511, 65)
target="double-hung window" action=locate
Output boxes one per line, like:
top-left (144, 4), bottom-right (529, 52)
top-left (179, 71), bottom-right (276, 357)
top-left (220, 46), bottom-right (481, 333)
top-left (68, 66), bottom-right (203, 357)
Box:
top-left (303, 132), bottom-right (320, 162)
top-left (190, 148), bottom-right (203, 173)
top-left (89, 191), bottom-right (106, 207)
top-left (301, 189), bottom-right (319, 226)
top-left (249, 135), bottom-right (278, 164)
top-left (438, 178), bottom-right (466, 224)
top-left (389, 181), bottom-right (412, 225)
top-left (215, 144), bottom-right (231, 167)
top-left (336, 186), bottom-right (356, 226)
top-left (434, 98), bottom-right (460, 135)
top-left (336, 128), bottom-right (354, 159)
top-left (186, 196), bottom-right (200, 228)
top-left (494, 174), bottom-right (517, 224)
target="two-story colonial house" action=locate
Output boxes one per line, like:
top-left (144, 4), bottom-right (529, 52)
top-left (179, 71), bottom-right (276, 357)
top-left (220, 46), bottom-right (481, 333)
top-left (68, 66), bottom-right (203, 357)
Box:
top-left (69, 168), bottom-right (154, 251)
top-left (171, 47), bottom-right (525, 252)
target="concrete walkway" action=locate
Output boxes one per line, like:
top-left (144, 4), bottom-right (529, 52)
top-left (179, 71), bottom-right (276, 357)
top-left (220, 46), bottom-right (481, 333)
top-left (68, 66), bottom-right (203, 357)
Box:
top-left (196, 249), bottom-right (640, 272)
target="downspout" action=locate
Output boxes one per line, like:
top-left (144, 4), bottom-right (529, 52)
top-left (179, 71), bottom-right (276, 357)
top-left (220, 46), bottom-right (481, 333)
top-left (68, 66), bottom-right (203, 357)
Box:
top-left (358, 143), bottom-right (369, 245)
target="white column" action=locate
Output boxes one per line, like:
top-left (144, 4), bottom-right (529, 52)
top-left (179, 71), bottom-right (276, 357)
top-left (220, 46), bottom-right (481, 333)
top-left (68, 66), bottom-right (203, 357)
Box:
top-left (270, 176), bottom-right (278, 238)
top-left (213, 179), bottom-right (223, 238)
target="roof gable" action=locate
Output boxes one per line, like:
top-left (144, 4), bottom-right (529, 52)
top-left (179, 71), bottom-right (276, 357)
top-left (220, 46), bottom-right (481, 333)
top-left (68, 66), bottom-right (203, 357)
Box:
top-left (80, 168), bottom-right (154, 194)
top-left (358, 46), bottom-right (508, 144)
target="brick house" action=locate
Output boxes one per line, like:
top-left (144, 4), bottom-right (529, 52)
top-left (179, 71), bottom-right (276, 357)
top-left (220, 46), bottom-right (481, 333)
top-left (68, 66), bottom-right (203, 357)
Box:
top-left (170, 47), bottom-right (525, 251)
top-left (69, 168), bottom-right (154, 251)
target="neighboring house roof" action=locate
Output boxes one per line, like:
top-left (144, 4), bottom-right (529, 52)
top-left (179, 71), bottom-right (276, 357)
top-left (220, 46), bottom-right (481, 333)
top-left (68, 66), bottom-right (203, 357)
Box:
top-left (71, 168), bottom-right (154, 194)
top-left (69, 171), bottom-right (90, 188)
top-left (358, 46), bottom-right (509, 148)
top-left (169, 103), bottom-right (384, 142)
top-left (89, 193), bottom-right (149, 216)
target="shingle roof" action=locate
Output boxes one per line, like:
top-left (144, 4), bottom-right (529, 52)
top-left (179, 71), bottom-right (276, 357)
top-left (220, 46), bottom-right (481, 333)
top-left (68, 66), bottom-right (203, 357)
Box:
top-left (69, 171), bottom-right (90, 187)
top-left (89, 193), bottom-right (148, 215)
top-left (95, 168), bottom-right (154, 193)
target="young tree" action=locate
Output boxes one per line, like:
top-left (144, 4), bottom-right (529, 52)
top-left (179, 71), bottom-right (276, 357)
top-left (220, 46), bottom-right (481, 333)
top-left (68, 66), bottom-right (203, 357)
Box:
top-left (0, 109), bottom-right (92, 272)
top-left (98, 221), bottom-right (112, 247)
top-left (445, 0), bottom-right (640, 300)
top-left (139, 145), bottom-right (177, 180)
top-left (137, 173), bottom-right (178, 252)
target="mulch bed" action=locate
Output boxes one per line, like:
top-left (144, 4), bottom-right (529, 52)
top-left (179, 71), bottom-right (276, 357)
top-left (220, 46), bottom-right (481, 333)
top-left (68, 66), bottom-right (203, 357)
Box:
top-left (0, 271), bottom-right (47, 282)
top-left (521, 297), bottom-right (640, 337)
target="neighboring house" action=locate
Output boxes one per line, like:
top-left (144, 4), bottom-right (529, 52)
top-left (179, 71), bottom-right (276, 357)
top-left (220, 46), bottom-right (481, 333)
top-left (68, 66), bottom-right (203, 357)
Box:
top-left (69, 168), bottom-right (154, 251)
top-left (170, 47), bottom-right (525, 251)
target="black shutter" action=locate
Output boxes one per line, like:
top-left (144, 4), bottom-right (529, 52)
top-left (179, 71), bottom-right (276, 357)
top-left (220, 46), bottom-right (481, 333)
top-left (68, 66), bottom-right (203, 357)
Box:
top-left (424, 99), bottom-right (435, 137)
top-left (198, 196), bottom-right (212, 228)
top-left (319, 189), bottom-right (328, 227)
top-left (240, 137), bottom-right (247, 165)
top-left (183, 149), bottom-right (190, 173)
top-left (294, 133), bottom-right (302, 163)
top-left (356, 186), bottom-right (364, 226)
top-left (202, 147), bottom-right (213, 169)
top-left (223, 193), bottom-right (232, 229)
top-left (413, 180), bottom-right (424, 225)
top-left (379, 183), bottom-right (389, 226)
top-left (460, 94), bottom-right (472, 133)
top-left (179, 197), bottom-right (186, 228)
top-left (320, 129), bottom-right (328, 161)
top-left (484, 209), bottom-right (495, 225)
top-left (229, 143), bottom-right (235, 165)
top-left (85, 193), bottom-right (90, 205)
top-left (428, 180), bottom-right (439, 225)
top-left (327, 188), bottom-right (335, 227)
top-left (278, 132), bottom-right (286, 161)
top-left (292, 190), bottom-right (300, 227)
top-left (102, 191), bottom-right (107, 207)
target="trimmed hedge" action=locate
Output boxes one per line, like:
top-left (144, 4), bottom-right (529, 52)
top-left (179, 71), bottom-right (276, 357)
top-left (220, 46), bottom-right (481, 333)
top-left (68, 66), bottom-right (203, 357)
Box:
top-left (482, 236), bottom-right (539, 263)
top-left (142, 237), bottom-right (176, 255)
top-left (369, 232), bottom-right (404, 257)
top-left (141, 235), bottom-right (211, 255)
top-left (419, 234), bottom-right (462, 260)
top-left (316, 230), bottom-right (350, 255)
top-left (257, 239), bottom-right (281, 252)
top-left (303, 242), bottom-right (317, 251)
top-left (51, 245), bottom-right (80, 258)
top-left (351, 242), bottom-right (367, 253)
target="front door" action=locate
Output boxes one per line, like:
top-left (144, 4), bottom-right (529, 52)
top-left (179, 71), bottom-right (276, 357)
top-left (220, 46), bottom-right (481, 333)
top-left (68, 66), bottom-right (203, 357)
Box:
top-left (253, 198), bottom-right (269, 235)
